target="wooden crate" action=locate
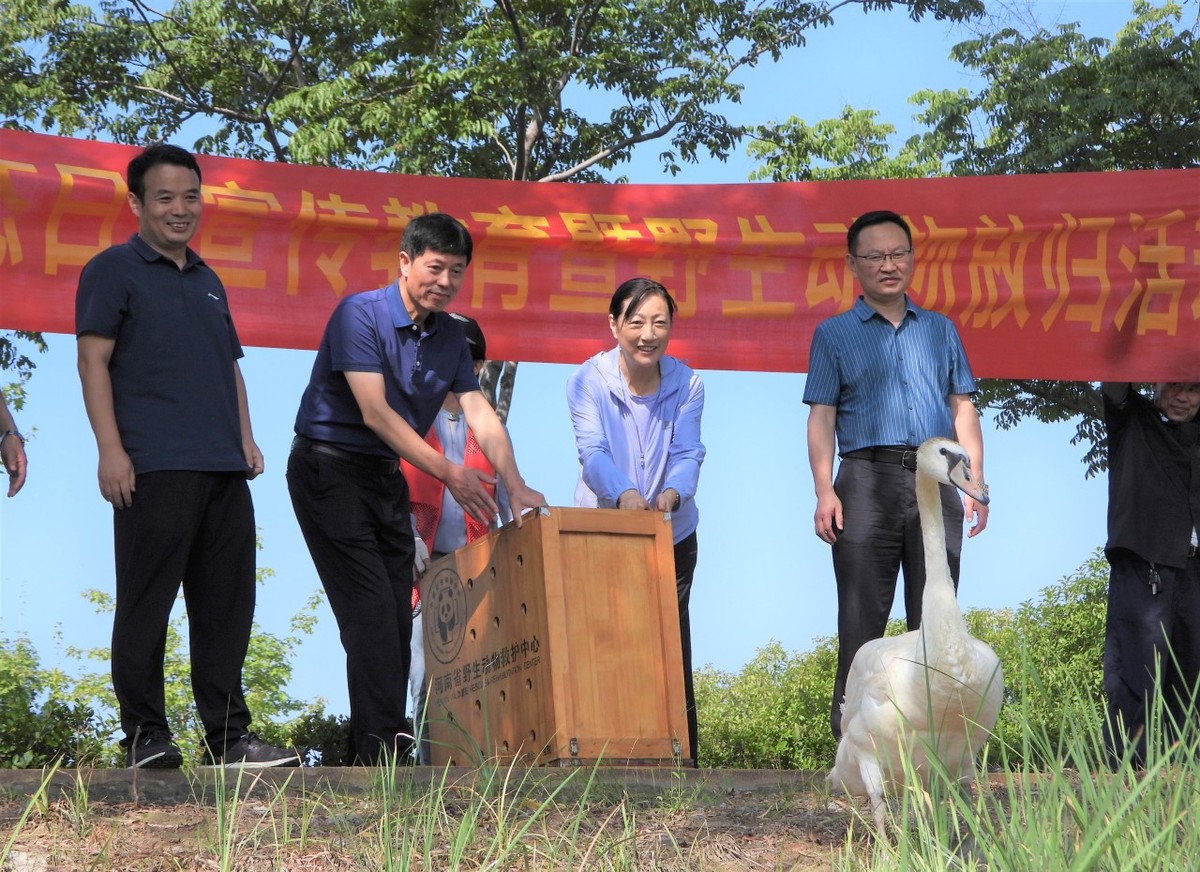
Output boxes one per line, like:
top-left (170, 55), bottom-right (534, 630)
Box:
top-left (420, 506), bottom-right (689, 766)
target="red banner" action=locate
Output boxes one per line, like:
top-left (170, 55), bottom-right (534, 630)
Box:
top-left (1, 129), bottom-right (1197, 379)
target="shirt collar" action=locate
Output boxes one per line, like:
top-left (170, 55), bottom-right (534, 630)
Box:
top-left (852, 294), bottom-right (917, 322)
top-left (386, 281), bottom-right (443, 340)
top-left (128, 233), bottom-right (202, 268)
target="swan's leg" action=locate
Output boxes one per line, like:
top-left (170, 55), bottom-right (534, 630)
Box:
top-left (858, 757), bottom-right (888, 833)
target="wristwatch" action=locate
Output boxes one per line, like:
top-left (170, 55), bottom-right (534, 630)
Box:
top-left (1, 429), bottom-right (24, 446)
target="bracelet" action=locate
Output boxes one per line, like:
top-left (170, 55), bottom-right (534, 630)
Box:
top-left (0, 429), bottom-right (23, 446)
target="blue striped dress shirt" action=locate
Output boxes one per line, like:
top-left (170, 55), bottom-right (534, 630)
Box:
top-left (802, 296), bottom-right (976, 455)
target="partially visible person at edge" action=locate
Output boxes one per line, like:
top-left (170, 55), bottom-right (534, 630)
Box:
top-left (287, 212), bottom-right (545, 765)
top-left (402, 313), bottom-right (513, 765)
top-left (1, 395), bottom-right (27, 497)
top-left (75, 144), bottom-right (299, 769)
top-left (802, 209), bottom-right (989, 741)
top-left (1101, 381), bottom-right (1200, 767)
top-left (566, 277), bottom-right (706, 766)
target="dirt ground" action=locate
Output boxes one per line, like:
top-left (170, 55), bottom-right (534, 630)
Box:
top-left (0, 768), bottom-right (867, 871)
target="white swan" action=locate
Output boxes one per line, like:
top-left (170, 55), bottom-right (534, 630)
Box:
top-left (827, 437), bottom-right (1002, 832)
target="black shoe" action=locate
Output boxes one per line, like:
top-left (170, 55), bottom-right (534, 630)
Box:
top-left (126, 731), bottom-right (184, 769)
top-left (204, 732), bottom-right (301, 769)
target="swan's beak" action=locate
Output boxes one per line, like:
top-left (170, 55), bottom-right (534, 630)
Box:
top-left (947, 455), bottom-right (990, 505)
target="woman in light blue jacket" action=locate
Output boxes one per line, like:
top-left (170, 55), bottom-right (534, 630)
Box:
top-left (566, 277), bottom-right (706, 765)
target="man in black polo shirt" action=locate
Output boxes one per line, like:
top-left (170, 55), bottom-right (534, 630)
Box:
top-left (1102, 381), bottom-right (1200, 766)
top-left (76, 144), bottom-right (298, 769)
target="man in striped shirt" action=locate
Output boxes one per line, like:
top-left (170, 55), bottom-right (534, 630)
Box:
top-left (803, 209), bottom-right (989, 740)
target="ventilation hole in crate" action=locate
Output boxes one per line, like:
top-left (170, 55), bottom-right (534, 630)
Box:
top-left (525, 678), bottom-right (532, 690)
top-left (492, 616), bottom-right (500, 628)
top-left (499, 690), bottom-right (507, 702)
top-left (474, 699), bottom-right (481, 711)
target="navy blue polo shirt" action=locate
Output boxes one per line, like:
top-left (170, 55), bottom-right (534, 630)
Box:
top-left (293, 282), bottom-right (479, 458)
top-left (803, 295), bottom-right (976, 454)
top-left (75, 234), bottom-right (247, 474)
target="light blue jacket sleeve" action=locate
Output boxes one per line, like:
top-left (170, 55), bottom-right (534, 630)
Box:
top-left (663, 371), bottom-right (705, 503)
top-left (566, 356), bottom-right (638, 504)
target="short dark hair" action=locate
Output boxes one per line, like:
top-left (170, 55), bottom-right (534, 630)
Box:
top-left (609, 277), bottom-right (678, 323)
top-left (127, 144), bottom-right (202, 202)
top-left (401, 212), bottom-right (473, 264)
top-left (847, 210), bottom-right (912, 255)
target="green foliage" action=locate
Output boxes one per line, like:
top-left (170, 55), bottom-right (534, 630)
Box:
top-left (974, 379), bottom-right (1111, 477)
top-left (750, 2), bottom-right (1200, 181)
top-left (977, 548), bottom-right (1108, 765)
top-left (3, 0), bottom-right (982, 181)
top-left (0, 331), bottom-right (48, 403)
top-left (288, 708), bottom-right (353, 767)
top-left (913, 0), bottom-right (1200, 176)
top-left (747, 106), bottom-right (944, 182)
top-left (0, 634), bottom-right (107, 767)
top-left (696, 638), bottom-right (839, 769)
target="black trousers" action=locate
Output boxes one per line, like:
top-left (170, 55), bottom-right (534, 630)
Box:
top-left (1103, 548), bottom-right (1200, 765)
top-left (111, 470), bottom-right (255, 750)
top-left (287, 444), bottom-right (415, 764)
top-left (674, 532), bottom-right (699, 766)
top-left (828, 457), bottom-right (963, 739)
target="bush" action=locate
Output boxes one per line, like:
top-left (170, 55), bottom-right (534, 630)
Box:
top-left (0, 634), bottom-right (107, 767)
top-left (696, 639), bottom-right (839, 769)
top-left (977, 548), bottom-right (1107, 766)
top-left (288, 707), bottom-right (353, 766)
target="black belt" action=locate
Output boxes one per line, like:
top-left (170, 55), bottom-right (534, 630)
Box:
top-left (292, 435), bottom-right (398, 476)
top-left (841, 445), bottom-right (919, 471)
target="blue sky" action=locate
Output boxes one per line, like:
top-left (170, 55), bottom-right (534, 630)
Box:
top-left (1, 2), bottom-right (1136, 721)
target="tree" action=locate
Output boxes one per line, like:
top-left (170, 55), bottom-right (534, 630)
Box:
top-left (746, 0), bottom-right (1200, 473)
top-left (747, 106), bottom-right (944, 182)
top-left (0, 333), bottom-right (48, 411)
top-left (2, 0), bottom-right (984, 415)
top-left (3, 0), bottom-right (983, 181)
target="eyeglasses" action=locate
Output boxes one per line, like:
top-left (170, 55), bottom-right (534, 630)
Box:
top-left (851, 249), bottom-right (912, 265)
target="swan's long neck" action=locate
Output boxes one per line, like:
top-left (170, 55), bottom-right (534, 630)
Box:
top-left (916, 469), bottom-right (966, 658)
top-left (916, 472), bottom-right (948, 576)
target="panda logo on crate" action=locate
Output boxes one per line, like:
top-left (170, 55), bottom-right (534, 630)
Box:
top-left (426, 566), bottom-right (468, 665)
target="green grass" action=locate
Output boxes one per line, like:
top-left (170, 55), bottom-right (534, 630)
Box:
top-left (4, 673), bottom-right (1199, 869)
top-left (834, 675), bottom-right (1200, 872)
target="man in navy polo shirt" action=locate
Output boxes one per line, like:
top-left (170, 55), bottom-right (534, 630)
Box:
top-left (287, 212), bottom-right (545, 765)
top-left (803, 209), bottom-right (989, 740)
top-left (76, 144), bottom-right (298, 769)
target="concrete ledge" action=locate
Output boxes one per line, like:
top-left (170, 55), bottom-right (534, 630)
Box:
top-left (0, 765), bottom-right (828, 807)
